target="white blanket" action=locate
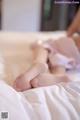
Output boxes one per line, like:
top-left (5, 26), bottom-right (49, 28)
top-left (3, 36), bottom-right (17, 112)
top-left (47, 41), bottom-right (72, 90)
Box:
top-left (0, 80), bottom-right (80, 120)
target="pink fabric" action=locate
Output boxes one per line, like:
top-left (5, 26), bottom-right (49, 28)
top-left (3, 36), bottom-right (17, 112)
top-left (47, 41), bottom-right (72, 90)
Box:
top-left (40, 37), bottom-right (80, 70)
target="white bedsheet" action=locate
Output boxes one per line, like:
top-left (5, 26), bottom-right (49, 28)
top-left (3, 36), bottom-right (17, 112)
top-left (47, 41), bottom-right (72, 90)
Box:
top-left (0, 80), bottom-right (80, 120)
top-left (0, 31), bottom-right (80, 120)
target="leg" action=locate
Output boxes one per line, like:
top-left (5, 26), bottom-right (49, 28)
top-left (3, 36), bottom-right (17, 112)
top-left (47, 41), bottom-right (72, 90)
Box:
top-left (51, 66), bottom-right (66, 75)
top-left (13, 45), bottom-right (48, 91)
top-left (30, 73), bottom-right (70, 88)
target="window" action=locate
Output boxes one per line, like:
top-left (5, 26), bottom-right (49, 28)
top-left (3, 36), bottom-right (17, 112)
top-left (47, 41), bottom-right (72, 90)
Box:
top-left (41, 0), bottom-right (79, 31)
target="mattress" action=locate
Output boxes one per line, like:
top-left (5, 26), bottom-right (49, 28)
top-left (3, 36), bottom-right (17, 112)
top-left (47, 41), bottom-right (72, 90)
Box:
top-left (0, 31), bottom-right (80, 120)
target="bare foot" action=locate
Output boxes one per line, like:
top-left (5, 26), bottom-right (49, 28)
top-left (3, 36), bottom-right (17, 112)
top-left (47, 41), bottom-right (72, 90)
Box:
top-left (13, 62), bottom-right (48, 91)
top-left (30, 73), bottom-right (70, 88)
top-left (13, 74), bottom-right (31, 92)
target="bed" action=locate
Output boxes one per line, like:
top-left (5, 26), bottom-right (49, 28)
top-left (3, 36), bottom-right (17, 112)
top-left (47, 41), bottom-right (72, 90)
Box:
top-left (0, 31), bottom-right (80, 120)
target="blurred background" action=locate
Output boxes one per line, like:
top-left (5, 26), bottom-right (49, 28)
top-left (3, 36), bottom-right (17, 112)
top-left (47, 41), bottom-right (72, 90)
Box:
top-left (0, 0), bottom-right (79, 32)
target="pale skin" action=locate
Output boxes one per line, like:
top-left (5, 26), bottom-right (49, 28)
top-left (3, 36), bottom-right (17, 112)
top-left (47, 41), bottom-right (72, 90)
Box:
top-left (67, 8), bottom-right (80, 50)
top-left (13, 8), bottom-right (80, 92)
top-left (67, 8), bottom-right (80, 37)
top-left (13, 45), bottom-right (49, 91)
top-left (13, 44), bottom-right (69, 92)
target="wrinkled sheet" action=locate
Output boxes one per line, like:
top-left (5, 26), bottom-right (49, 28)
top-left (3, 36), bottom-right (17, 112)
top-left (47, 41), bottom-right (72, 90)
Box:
top-left (0, 80), bottom-right (80, 120)
top-left (0, 32), bottom-right (80, 120)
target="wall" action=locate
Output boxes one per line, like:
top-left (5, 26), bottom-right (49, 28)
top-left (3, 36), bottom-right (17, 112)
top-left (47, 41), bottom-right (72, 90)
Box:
top-left (2, 0), bottom-right (41, 31)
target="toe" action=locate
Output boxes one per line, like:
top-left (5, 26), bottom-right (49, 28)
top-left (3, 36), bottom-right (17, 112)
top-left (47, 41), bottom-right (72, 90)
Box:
top-left (13, 79), bottom-right (32, 92)
top-left (30, 78), bottom-right (39, 88)
top-left (13, 81), bottom-right (22, 92)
